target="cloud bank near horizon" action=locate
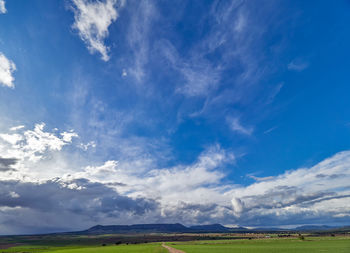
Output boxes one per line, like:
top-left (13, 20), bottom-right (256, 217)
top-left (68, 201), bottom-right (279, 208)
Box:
top-left (0, 123), bottom-right (349, 234)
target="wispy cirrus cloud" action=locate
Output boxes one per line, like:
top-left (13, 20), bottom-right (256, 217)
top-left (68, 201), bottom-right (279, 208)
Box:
top-left (153, 0), bottom-right (285, 128)
top-left (228, 117), bottom-right (254, 136)
top-left (127, 0), bottom-right (155, 82)
top-left (9, 125), bottom-right (25, 131)
top-left (0, 53), bottom-right (16, 88)
top-left (159, 40), bottom-right (221, 97)
top-left (247, 174), bottom-right (275, 182)
top-left (71, 0), bottom-right (124, 61)
top-left (288, 59), bottom-right (309, 71)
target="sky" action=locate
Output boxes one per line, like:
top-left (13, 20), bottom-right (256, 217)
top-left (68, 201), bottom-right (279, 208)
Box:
top-left (0, 0), bottom-right (350, 235)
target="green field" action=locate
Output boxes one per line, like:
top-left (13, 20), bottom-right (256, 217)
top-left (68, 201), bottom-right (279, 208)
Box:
top-left (0, 243), bottom-right (167, 253)
top-left (166, 237), bottom-right (350, 253)
top-left (1, 236), bottom-right (349, 252)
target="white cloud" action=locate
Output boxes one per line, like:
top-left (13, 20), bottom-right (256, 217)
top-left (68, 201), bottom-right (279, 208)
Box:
top-left (1, 122), bottom-right (350, 230)
top-left (79, 141), bottom-right (96, 150)
top-left (227, 151), bottom-right (350, 225)
top-left (0, 123), bottom-right (78, 163)
top-left (9, 125), bottom-right (25, 131)
top-left (231, 197), bottom-right (244, 217)
top-left (288, 59), bottom-right (309, 71)
top-left (121, 68), bottom-right (127, 77)
top-left (266, 82), bottom-right (284, 104)
top-left (66, 145), bottom-right (234, 205)
top-left (0, 0), bottom-right (6, 14)
top-left (53, 148), bottom-right (350, 226)
top-left (0, 133), bottom-right (23, 145)
top-left (159, 40), bottom-right (220, 97)
top-left (9, 191), bottom-right (19, 198)
top-left (229, 117), bottom-right (253, 136)
top-left (71, 0), bottom-right (124, 61)
top-left (61, 131), bottom-right (79, 142)
top-left (0, 53), bottom-right (16, 88)
top-left (127, 0), bottom-right (155, 82)
top-left (247, 174), bottom-right (275, 182)
top-left (234, 11), bottom-right (246, 32)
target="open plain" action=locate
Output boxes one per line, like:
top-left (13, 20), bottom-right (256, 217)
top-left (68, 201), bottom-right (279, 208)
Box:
top-left (0, 233), bottom-right (349, 253)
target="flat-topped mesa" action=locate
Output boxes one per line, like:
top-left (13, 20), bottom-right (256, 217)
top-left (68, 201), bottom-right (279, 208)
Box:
top-left (85, 223), bottom-right (191, 234)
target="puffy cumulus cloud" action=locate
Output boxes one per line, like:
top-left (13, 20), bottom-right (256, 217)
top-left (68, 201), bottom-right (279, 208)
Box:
top-left (159, 202), bottom-right (234, 225)
top-left (60, 145), bottom-right (239, 227)
top-left (65, 145), bottom-right (235, 206)
top-left (231, 197), bottom-right (244, 217)
top-left (0, 53), bottom-right (16, 88)
top-left (71, 0), bottom-right (125, 61)
top-left (61, 131), bottom-right (79, 142)
top-left (0, 123), bottom-right (78, 163)
top-left (0, 0), bottom-right (6, 14)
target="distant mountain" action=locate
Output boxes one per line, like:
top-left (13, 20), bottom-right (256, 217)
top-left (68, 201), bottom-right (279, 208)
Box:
top-left (294, 225), bottom-right (335, 231)
top-left (189, 224), bottom-right (230, 232)
top-left (77, 223), bottom-right (347, 235)
top-left (83, 223), bottom-right (236, 234)
top-left (83, 223), bottom-right (191, 234)
top-left (252, 227), bottom-right (288, 232)
top-left (228, 226), bottom-right (250, 232)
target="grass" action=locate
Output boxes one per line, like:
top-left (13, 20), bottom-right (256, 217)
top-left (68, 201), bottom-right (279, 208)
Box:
top-left (52, 243), bottom-right (167, 253)
top-left (166, 237), bottom-right (350, 253)
top-left (1, 236), bottom-right (349, 252)
top-left (0, 243), bottom-right (167, 253)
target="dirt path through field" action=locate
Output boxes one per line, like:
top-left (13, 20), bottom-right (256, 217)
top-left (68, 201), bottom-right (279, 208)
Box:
top-left (162, 243), bottom-right (186, 253)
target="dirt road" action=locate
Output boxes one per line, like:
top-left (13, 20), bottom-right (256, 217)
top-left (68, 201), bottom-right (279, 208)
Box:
top-left (162, 243), bottom-right (186, 253)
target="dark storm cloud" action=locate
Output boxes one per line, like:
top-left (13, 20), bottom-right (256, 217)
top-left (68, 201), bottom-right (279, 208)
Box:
top-left (316, 173), bottom-right (346, 179)
top-left (0, 179), bottom-right (157, 215)
top-left (0, 157), bottom-right (18, 171)
top-left (0, 179), bottom-right (159, 234)
top-left (237, 210), bottom-right (349, 227)
top-left (298, 194), bottom-right (350, 207)
top-left (230, 186), bottom-right (350, 227)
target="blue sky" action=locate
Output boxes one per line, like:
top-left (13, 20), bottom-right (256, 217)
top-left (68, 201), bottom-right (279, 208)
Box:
top-left (0, 0), bottom-right (350, 234)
